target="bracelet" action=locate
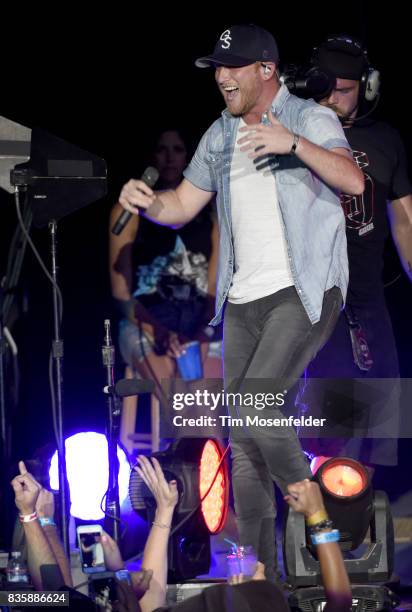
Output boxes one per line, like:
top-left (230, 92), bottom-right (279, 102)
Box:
top-left (39, 517), bottom-right (56, 528)
top-left (115, 569), bottom-right (130, 582)
top-left (306, 509), bottom-right (328, 526)
top-left (290, 133), bottom-right (300, 155)
top-left (309, 519), bottom-right (334, 534)
top-left (311, 529), bottom-right (340, 546)
top-left (19, 511), bottom-right (38, 523)
top-left (202, 325), bottom-right (215, 339)
top-left (152, 521), bottom-right (171, 529)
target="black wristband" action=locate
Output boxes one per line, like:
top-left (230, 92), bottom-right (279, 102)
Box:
top-left (309, 519), bottom-right (334, 534)
top-left (290, 133), bottom-right (300, 155)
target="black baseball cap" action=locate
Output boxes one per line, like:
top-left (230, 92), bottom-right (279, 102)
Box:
top-left (195, 24), bottom-right (279, 68)
top-left (314, 36), bottom-right (368, 80)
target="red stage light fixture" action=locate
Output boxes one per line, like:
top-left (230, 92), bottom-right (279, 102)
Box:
top-left (284, 455), bottom-right (395, 605)
top-left (129, 438), bottom-right (229, 581)
top-left (199, 439), bottom-right (228, 534)
top-left (320, 459), bottom-right (367, 498)
top-left (315, 457), bottom-right (373, 551)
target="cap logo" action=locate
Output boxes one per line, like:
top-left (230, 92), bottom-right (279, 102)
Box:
top-left (220, 29), bottom-right (232, 50)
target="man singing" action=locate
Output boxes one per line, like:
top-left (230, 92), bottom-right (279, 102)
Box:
top-left (118, 24), bottom-right (364, 581)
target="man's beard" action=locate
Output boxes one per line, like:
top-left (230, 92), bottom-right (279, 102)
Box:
top-left (229, 96), bottom-right (256, 117)
top-left (325, 103), bottom-right (341, 115)
top-left (227, 92), bottom-right (256, 117)
top-left (225, 77), bottom-right (260, 117)
top-left (322, 101), bottom-right (358, 122)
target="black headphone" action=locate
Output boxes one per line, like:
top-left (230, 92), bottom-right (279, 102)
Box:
top-left (311, 35), bottom-right (380, 102)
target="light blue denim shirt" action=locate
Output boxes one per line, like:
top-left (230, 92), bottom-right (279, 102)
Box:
top-left (183, 84), bottom-right (350, 325)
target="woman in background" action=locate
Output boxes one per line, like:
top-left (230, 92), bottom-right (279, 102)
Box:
top-left (109, 128), bottom-right (222, 450)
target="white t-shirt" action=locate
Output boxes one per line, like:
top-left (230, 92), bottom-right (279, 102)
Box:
top-left (228, 118), bottom-right (294, 303)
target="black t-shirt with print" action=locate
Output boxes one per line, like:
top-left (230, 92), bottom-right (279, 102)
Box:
top-left (130, 207), bottom-right (214, 336)
top-left (342, 119), bottom-right (411, 305)
top-left (132, 207), bottom-right (213, 302)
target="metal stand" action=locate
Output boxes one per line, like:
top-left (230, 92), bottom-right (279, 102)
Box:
top-left (49, 220), bottom-right (70, 555)
top-left (0, 309), bottom-right (7, 477)
top-left (102, 320), bottom-right (120, 543)
top-left (1, 119), bottom-right (107, 555)
top-left (0, 201), bottom-right (32, 548)
top-left (0, 308), bottom-right (9, 548)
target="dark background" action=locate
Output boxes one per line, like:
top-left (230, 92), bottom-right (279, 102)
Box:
top-left (0, 4), bottom-right (411, 490)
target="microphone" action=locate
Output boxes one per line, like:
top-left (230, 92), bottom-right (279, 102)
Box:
top-left (103, 378), bottom-right (155, 397)
top-left (111, 166), bottom-right (159, 235)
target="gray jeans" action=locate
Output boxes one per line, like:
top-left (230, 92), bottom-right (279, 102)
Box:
top-left (223, 285), bottom-right (342, 579)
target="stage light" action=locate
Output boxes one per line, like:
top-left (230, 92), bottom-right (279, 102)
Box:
top-left (49, 431), bottom-right (129, 520)
top-left (283, 457), bottom-right (395, 610)
top-left (315, 456), bottom-right (373, 551)
top-left (322, 462), bottom-right (364, 497)
top-left (129, 438), bottom-right (229, 581)
top-left (199, 439), bottom-right (228, 534)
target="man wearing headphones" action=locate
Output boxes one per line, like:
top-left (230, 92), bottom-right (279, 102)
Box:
top-left (305, 36), bottom-right (412, 467)
top-left (118, 24), bottom-right (364, 583)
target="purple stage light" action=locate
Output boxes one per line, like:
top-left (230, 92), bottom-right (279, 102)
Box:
top-left (49, 431), bottom-right (130, 520)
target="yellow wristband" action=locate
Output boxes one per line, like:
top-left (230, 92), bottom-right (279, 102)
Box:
top-left (306, 509), bottom-right (328, 526)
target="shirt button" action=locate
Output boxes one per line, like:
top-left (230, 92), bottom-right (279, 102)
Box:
top-left (298, 289), bottom-right (302, 294)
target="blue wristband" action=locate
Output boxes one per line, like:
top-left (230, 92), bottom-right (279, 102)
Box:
top-left (115, 569), bottom-right (131, 585)
top-left (311, 529), bottom-right (340, 545)
top-left (39, 517), bottom-right (56, 528)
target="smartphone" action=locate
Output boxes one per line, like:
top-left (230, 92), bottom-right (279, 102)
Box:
top-left (77, 524), bottom-right (106, 574)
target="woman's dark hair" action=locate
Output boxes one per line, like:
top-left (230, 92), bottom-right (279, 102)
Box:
top-left (148, 126), bottom-right (196, 162)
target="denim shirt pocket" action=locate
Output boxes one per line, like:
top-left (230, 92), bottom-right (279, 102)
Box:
top-left (205, 151), bottom-right (224, 184)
